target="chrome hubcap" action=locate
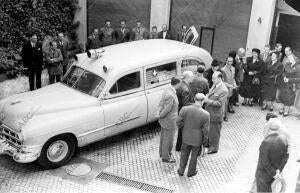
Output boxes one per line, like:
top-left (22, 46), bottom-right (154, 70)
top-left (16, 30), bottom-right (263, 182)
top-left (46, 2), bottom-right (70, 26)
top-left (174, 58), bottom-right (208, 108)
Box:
top-left (47, 140), bottom-right (69, 162)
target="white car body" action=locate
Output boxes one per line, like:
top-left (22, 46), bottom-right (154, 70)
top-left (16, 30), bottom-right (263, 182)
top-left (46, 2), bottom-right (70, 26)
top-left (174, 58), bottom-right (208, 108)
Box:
top-left (0, 38), bottom-right (212, 167)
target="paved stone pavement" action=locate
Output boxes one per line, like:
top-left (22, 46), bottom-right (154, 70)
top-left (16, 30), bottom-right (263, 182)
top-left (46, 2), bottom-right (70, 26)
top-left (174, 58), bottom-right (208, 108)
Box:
top-left (0, 104), bottom-right (299, 193)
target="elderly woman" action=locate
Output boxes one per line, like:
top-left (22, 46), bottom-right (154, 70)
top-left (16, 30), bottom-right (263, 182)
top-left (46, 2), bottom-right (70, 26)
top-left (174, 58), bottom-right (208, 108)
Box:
top-left (278, 47), bottom-right (300, 116)
top-left (261, 52), bottom-right (284, 111)
top-left (239, 48), bottom-right (264, 106)
top-left (46, 41), bottom-right (63, 84)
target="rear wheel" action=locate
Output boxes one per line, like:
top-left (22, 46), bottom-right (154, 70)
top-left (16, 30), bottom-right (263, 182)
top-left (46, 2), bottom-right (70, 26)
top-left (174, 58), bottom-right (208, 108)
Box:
top-left (37, 135), bottom-right (76, 169)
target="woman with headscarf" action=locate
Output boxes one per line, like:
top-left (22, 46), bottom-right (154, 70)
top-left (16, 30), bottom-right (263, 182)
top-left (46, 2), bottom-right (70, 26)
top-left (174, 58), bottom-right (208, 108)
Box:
top-left (261, 52), bottom-right (284, 111)
top-left (239, 48), bottom-right (265, 106)
top-left (278, 46), bottom-right (300, 116)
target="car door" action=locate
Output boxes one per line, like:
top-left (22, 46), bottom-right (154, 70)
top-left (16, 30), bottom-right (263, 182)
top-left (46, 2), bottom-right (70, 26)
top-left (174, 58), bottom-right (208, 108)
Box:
top-left (184, 26), bottom-right (199, 45)
top-left (101, 69), bottom-right (147, 136)
top-left (145, 61), bottom-right (178, 123)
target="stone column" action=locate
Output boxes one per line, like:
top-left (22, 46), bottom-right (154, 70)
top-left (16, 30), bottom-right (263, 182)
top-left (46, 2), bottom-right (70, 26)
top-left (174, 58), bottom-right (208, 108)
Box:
top-left (245, 0), bottom-right (276, 56)
top-left (74, 0), bottom-right (87, 51)
top-left (150, 0), bottom-right (171, 31)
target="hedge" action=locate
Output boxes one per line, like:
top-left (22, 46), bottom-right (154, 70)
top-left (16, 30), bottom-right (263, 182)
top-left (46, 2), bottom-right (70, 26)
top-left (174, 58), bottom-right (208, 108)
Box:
top-left (0, 0), bottom-right (79, 78)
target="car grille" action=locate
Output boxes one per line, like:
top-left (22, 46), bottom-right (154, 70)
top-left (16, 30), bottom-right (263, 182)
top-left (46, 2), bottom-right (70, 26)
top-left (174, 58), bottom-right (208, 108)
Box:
top-left (0, 123), bottom-right (22, 148)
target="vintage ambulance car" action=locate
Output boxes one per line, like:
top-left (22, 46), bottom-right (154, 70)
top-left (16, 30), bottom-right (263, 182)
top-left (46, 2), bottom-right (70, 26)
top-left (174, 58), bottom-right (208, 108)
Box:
top-left (0, 36), bottom-right (212, 168)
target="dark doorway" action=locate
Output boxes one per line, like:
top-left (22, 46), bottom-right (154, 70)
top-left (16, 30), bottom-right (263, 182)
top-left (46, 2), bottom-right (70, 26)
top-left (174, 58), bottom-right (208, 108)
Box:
top-left (199, 27), bottom-right (215, 55)
top-left (277, 13), bottom-right (300, 53)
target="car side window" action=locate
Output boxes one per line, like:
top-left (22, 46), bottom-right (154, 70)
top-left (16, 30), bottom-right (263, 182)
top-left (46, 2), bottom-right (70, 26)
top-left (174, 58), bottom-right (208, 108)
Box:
top-left (146, 62), bottom-right (177, 86)
top-left (181, 59), bottom-right (202, 74)
top-left (109, 71), bottom-right (141, 94)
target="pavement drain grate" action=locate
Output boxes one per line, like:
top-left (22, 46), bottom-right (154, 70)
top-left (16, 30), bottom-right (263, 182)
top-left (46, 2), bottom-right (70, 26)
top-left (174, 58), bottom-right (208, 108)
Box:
top-left (97, 172), bottom-right (175, 193)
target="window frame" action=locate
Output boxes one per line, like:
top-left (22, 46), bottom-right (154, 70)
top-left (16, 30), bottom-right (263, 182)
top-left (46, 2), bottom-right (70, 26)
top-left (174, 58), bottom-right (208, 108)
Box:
top-left (104, 68), bottom-right (144, 99)
top-left (144, 59), bottom-right (180, 89)
top-left (179, 57), bottom-right (204, 76)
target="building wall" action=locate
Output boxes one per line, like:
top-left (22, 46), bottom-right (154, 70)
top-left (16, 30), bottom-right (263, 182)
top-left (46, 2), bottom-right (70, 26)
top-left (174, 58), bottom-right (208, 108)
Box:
top-left (87, 0), bottom-right (151, 34)
top-left (170, 0), bottom-right (253, 60)
top-left (245, 0), bottom-right (276, 56)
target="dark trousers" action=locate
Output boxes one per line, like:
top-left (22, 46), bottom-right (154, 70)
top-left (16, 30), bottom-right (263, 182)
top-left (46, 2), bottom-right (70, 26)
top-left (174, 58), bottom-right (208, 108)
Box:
top-left (178, 143), bottom-right (201, 176)
top-left (62, 64), bottom-right (68, 76)
top-left (29, 68), bottom-right (41, 91)
top-left (175, 129), bottom-right (182, 151)
top-left (229, 88), bottom-right (239, 104)
top-left (49, 75), bottom-right (61, 84)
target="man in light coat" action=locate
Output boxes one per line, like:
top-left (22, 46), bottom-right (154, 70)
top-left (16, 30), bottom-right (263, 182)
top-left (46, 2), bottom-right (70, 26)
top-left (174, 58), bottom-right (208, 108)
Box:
top-left (204, 71), bottom-right (228, 154)
top-left (177, 93), bottom-right (210, 177)
top-left (157, 77), bottom-right (181, 163)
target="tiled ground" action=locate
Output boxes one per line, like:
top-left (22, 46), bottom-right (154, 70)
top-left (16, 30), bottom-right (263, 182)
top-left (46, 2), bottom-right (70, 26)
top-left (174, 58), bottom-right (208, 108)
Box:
top-left (0, 104), bottom-right (299, 193)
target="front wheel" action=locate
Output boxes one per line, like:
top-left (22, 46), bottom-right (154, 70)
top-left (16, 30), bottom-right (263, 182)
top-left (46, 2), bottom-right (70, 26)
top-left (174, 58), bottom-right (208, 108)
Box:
top-left (37, 135), bottom-right (76, 169)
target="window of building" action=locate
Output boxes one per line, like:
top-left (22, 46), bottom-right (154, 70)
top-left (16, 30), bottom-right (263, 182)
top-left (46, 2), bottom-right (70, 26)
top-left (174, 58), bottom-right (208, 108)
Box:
top-left (146, 62), bottom-right (177, 85)
top-left (109, 71), bottom-right (141, 94)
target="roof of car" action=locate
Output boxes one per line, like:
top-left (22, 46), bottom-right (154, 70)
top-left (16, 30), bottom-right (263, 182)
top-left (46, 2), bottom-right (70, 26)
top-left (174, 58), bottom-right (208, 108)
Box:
top-left (75, 39), bottom-right (212, 79)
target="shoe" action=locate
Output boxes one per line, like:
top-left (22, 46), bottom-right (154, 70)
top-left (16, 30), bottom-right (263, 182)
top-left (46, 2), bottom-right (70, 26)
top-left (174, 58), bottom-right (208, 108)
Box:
top-left (279, 110), bottom-right (284, 115)
top-left (228, 109), bottom-right (235, 114)
top-left (241, 102), bottom-right (247, 106)
top-left (187, 171), bottom-right (198, 177)
top-left (177, 170), bottom-right (183, 176)
top-left (233, 103), bottom-right (239, 107)
top-left (269, 107), bottom-right (273, 112)
top-left (223, 117), bottom-right (228, 122)
top-left (162, 158), bottom-right (176, 163)
top-left (283, 112), bottom-right (289, 117)
top-left (207, 150), bottom-right (218, 154)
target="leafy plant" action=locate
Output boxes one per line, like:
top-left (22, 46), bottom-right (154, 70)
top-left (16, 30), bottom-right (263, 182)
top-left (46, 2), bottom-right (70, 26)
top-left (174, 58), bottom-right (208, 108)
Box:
top-left (0, 0), bottom-right (79, 78)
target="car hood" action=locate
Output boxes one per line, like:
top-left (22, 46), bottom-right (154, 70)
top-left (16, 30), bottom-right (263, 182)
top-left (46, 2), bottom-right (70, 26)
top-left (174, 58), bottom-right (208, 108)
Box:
top-left (0, 83), bottom-right (100, 133)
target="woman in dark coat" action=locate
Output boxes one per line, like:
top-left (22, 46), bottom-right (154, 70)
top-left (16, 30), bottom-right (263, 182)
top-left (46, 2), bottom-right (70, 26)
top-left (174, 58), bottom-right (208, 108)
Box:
top-left (46, 41), bottom-right (63, 84)
top-left (278, 47), bottom-right (300, 116)
top-left (239, 48), bottom-right (265, 106)
top-left (261, 52), bottom-right (284, 111)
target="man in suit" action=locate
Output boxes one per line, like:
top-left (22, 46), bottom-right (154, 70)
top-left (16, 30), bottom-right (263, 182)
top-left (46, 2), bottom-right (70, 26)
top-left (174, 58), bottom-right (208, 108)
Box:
top-left (157, 24), bottom-right (172, 40)
top-left (99, 20), bottom-right (114, 47)
top-left (177, 25), bottom-right (187, 42)
top-left (177, 93), bottom-right (210, 177)
top-left (190, 64), bottom-right (209, 96)
top-left (22, 33), bottom-right (44, 91)
top-left (57, 32), bottom-right (69, 75)
top-left (131, 21), bottom-right (149, 41)
top-left (204, 71), bottom-right (228, 154)
top-left (261, 45), bottom-right (271, 64)
top-left (114, 20), bottom-right (131, 44)
top-left (175, 71), bottom-right (195, 151)
top-left (255, 118), bottom-right (289, 192)
top-left (86, 29), bottom-right (102, 50)
top-left (157, 77), bottom-right (181, 163)
top-left (221, 56), bottom-right (236, 119)
top-left (204, 59), bottom-right (221, 88)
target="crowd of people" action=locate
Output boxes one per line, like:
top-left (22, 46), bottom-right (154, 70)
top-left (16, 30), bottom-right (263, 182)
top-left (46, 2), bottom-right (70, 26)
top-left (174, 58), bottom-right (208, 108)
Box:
top-left (156, 44), bottom-right (299, 192)
top-left (21, 32), bottom-right (70, 90)
top-left (86, 20), bottom-right (187, 50)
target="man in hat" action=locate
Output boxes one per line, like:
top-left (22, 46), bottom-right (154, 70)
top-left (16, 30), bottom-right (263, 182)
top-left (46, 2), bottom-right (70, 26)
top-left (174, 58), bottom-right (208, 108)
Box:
top-left (255, 118), bottom-right (289, 192)
top-left (204, 59), bottom-right (221, 88)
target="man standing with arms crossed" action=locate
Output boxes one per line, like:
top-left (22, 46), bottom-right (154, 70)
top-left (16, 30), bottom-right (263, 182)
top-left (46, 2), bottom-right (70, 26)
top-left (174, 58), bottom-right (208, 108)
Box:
top-left (204, 71), bottom-right (228, 154)
top-left (177, 93), bottom-right (210, 177)
top-left (157, 77), bottom-right (181, 163)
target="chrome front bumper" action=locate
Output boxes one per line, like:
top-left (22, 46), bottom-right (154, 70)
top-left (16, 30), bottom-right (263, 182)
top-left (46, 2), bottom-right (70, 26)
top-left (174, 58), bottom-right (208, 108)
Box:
top-left (0, 137), bottom-right (39, 163)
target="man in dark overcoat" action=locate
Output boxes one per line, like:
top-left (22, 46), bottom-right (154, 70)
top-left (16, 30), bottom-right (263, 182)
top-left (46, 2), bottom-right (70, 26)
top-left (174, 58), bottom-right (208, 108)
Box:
top-left (22, 33), bottom-right (44, 91)
top-left (177, 93), bottom-right (210, 177)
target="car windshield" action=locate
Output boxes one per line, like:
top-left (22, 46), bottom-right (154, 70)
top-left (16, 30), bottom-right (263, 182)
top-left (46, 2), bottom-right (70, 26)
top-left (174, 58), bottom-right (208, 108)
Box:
top-left (62, 66), bottom-right (106, 97)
